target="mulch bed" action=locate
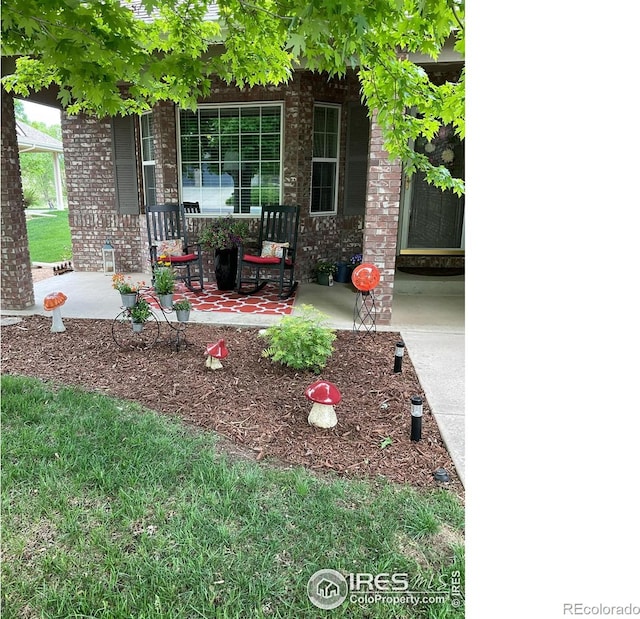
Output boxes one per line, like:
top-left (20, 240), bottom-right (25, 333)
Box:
top-left (1, 315), bottom-right (462, 495)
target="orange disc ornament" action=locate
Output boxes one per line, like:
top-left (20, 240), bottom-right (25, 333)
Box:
top-left (351, 263), bottom-right (380, 292)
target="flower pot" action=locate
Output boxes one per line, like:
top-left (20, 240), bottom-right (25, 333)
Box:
top-left (158, 293), bottom-right (174, 309)
top-left (334, 262), bottom-right (352, 283)
top-left (120, 293), bottom-right (137, 308)
top-left (176, 309), bottom-right (190, 322)
top-left (214, 247), bottom-right (238, 291)
top-left (316, 273), bottom-right (331, 286)
top-left (132, 321), bottom-right (144, 333)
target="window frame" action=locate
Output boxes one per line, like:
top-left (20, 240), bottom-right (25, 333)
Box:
top-left (176, 102), bottom-right (284, 218)
top-left (310, 103), bottom-right (341, 216)
top-left (139, 112), bottom-right (156, 208)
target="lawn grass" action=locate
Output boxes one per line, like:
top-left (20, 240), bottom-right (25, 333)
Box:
top-left (25, 209), bottom-right (72, 263)
top-left (1, 375), bottom-right (465, 618)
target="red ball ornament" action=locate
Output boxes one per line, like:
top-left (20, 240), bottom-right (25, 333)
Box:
top-left (351, 263), bottom-right (380, 291)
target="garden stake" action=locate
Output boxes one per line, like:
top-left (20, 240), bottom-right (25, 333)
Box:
top-left (394, 341), bottom-right (405, 373)
top-left (410, 395), bottom-right (423, 442)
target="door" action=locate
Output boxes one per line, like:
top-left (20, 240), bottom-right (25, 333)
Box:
top-left (400, 126), bottom-right (465, 253)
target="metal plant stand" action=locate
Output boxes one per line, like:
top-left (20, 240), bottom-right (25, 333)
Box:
top-left (112, 310), bottom-right (160, 350)
top-left (111, 288), bottom-right (188, 351)
top-left (351, 263), bottom-right (380, 336)
top-left (353, 290), bottom-right (377, 335)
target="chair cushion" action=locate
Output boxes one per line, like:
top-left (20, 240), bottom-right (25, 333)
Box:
top-left (169, 253), bottom-right (197, 263)
top-left (243, 254), bottom-right (292, 266)
top-left (156, 239), bottom-right (183, 257)
top-left (261, 240), bottom-right (289, 258)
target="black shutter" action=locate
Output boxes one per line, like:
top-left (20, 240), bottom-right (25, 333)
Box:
top-left (112, 115), bottom-right (140, 214)
top-left (343, 102), bottom-right (370, 216)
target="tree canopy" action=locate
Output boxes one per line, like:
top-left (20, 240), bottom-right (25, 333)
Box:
top-left (1, 0), bottom-right (464, 193)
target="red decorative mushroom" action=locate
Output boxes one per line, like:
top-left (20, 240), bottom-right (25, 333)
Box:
top-left (43, 292), bottom-right (68, 333)
top-left (305, 380), bottom-right (341, 428)
top-left (205, 339), bottom-right (228, 370)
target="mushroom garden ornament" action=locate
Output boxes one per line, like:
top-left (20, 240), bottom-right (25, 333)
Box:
top-left (43, 292), bottom-right (68, 332)
top-left (205, 339), bottom-right (228, 370)
top-left (305, 380), bottom-right (341, 428)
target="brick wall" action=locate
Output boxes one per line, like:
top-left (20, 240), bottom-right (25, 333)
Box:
top-left (1, 91), bottom-right (35, 309)
top-left (62, 113), bottom-right (144, 272)
top-left (153, 101), bottom-right (179, 204)
top-left (150, 73), bottom-right (366, 283)
top-left (58, 71), bottom-right (412, 318)
top-left (362, 111), bottom-right (403, 325)
top-left (292, 72), bottom-right (365, 278)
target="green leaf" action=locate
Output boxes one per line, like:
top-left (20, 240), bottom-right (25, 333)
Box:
top-left (2, 0), bottom-right (464, 192)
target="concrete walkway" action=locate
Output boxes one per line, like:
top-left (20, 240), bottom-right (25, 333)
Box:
top-left (1, 269), bottom-right (465, 485)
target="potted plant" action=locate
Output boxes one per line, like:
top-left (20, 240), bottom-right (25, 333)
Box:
top-left (199, 216), bottom-right (250, 290)
top-left (315, 260), bottom-right (337, 286)
top-left (129, 298), bottom-right (152, 332)
top-left (153, 258), bottom-right (176, 307)
top-left (172, 298), bottom-right (192, 322)
top-left (112, 273), bottom-right (145, 307)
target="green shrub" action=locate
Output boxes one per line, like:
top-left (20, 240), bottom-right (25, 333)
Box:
top-left (22, 186), bottom-right (39, 208)
top-left (315, 259), bottom-right (337, 275)
top-left (260, 304), bottom-right (336, 372)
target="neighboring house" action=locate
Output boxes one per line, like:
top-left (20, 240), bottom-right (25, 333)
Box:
top-left (15, 120), bottom-right (65, 211)
top-left (1, 31), bottom-right (464, 322)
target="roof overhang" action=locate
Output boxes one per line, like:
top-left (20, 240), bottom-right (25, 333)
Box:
top-left (16, 120), bottom-right (63, 154)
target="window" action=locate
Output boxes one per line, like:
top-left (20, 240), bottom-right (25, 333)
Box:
top-left (311, 104), bottom-right (340, 214)
top-left (140, 112), bottom-right (156, 207)
top-left (178, 104), bottom-right (283, 215)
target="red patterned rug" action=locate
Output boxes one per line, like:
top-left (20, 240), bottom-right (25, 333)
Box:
top-left (143, 283), bottom-right (296, 316)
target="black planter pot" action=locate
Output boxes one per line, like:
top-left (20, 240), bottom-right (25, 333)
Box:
top-left (335, 262), bottom-right (352, 283)
top-left (214, 247), bottom-right (238, 291)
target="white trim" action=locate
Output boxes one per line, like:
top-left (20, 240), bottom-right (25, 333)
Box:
top-left (139, 111), bottom-right (156, 207)
top-left (310, 103), bottom-right (341, 216)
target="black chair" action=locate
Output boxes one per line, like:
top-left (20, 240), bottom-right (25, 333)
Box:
top-left (236, 205), bottom-right (300, 299)
top-left (146, 203), bottom-right (204, 292)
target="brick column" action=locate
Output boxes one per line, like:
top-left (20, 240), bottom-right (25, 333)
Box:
top-left (1, 90), bottom-right (35, 309)
top-left (362, 111), bottom-right (402, 325)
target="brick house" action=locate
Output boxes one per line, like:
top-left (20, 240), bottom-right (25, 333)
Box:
top-left (1, 47), bottom-right (463, 324)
